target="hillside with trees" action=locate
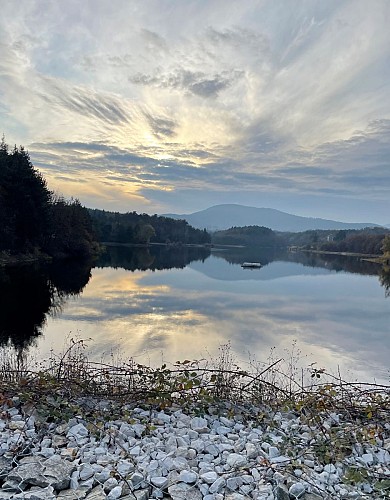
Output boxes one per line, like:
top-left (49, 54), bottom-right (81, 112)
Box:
top-left (0, 138), bottom-right (98, 260)
top-left (211, 225), bottom-right (282, 247)
top-left (282, 227), bottom-right (389, 254)
top-left (210, 224), bottom-right (390, 258)
top-left (89, 209), bottom-right (211, 245)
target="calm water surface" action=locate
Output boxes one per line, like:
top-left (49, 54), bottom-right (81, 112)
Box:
top-left (1, 246), bottom-right (389, 383)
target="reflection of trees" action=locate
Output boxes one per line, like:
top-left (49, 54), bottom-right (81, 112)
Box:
top-left (285, 252), bottom-right (380, 276)
top-left (214, 246), bottom-right (382, 277)
top-left (379, 267), bottom-right (390, 298)
top-left (96, 245), bottom-right (211, 271)
top-left (212, 247), bottom-right (285, 266)
top-left (0, 260), bottom-right (92, 349)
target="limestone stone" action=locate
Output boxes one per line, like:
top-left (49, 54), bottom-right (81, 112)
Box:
top-left (168, 483), bottom-right (202, 500)
top-left (85, 485), bottom-right (107, 499)
top-left (288, 483), bottom-right (306, 498)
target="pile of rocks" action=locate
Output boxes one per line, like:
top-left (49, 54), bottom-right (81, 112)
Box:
top-left (0, 398), bottom-right (389, 499)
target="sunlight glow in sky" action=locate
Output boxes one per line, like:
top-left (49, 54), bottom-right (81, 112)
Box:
top-left (1, 0), bottom-right (389, 223)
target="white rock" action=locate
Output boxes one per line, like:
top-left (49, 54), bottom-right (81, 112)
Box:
top-left (156, 412), bottom-right (171, 424)
top-left (245, 443), bottom-right (257, 459)
top-left (178, 470), bottom-right (198, 483)
top-left (107, 485), bottom-right (123, 500)
top-left (191, 439), bottom-right (205, 453)
top-left (95, 468), bottom-right (111, 483)
top-left (289, 483), bottom-right (306, 498)
top-left (168, 483), bottom-right (203, 500)
top-left (267, 446), bottom-right (280, 458)
top-left (151, 476), bottom-right (168, 489)
top-left (220, 417), bottom-right (234, 427)
top-left (129, 445), bottom-right (141, 456)
top-left (200, 471), bottom-right (218, 484)
top-left (226, 453), bottom-right (247, 468)
top-left (79, 464), bottom-right (95, 481)
top-left (375, 449), bottom-right (390, 464)
top-left (361, 453), bottom-right (374, 465)
top-left (67, 424), bottom-right (89, 439)
top-left (190, 417), bottom-right (209, 433)
top-left (103, 477), bottom-right (119, 492)
top-left (205, 444), bottom-right (219, 457)
top-left (226, 477), bottom-right (241, 490)
top-left (209, 477), bottom-right (226, 494)
top-left (270, 455), bottom-right (289, 464)
top-left (323, 464), bottom-right (336, 474)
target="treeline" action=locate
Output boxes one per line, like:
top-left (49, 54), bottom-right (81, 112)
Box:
top-left (0, 139), bottom-right (98, 259)
top-left (211, 224), bottom-right (389, 256)
top-left (319, 231), bottom-right (388, 255)
top-left (211, 225), bottom-right (282, 247)
top-left (89, 209), bottom-right (211, 245)
top-left (96, 245), bottom-right (211, 272)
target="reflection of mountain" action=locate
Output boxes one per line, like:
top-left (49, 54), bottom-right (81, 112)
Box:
top-left (95, 245), bottom-right (211, 271)
top-left (0, 260), bottom-right (92, 349)
top-left (189, 248), bottom-right (381, 281)
top-left (190, 255), bottom-right (331, 281)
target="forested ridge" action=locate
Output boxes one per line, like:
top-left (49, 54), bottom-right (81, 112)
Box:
top-left (211, 225), bottom-right (390, 255)
top-left (89, 208), bottom-right (211, 245)
top-left (0, 138), bottom-right (210, 262)
top-left (0, 138), bottom-right (98, 259)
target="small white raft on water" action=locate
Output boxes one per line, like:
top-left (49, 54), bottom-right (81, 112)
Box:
top-left (241, 262), bottom-right (262, 268)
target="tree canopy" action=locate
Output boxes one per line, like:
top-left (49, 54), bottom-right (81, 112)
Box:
top-left (0, 138), bottom-right (98, 259)
top-left (89, 209), bottom-right (211, 245)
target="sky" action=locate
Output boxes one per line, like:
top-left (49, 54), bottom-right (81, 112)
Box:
top-left (1, 0), bottom-right (389, 224)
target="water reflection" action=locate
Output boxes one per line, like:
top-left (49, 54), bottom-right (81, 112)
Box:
top-left (0, 246), bottom-right (210, 350)
top-left (0, 260), bottom-right (92, 349)
top-left (0, 246), bottom-right (389, 383)
top-left (379, 267), bottom-right (390, 297)
top-left (96, 245), bottom-right (211, 271)
top-left (214, 247), bottom-right (381, 277)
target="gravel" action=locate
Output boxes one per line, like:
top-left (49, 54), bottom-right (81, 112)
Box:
top-left (0, 397), bottom-right (389, 499)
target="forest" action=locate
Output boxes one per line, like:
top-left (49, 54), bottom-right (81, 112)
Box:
top-left (0, 138), bottom-right (211, 262)
top-left (0, 138), bottom-right (98, 259)
top-left (211, 225), bottom-right (390, 256)
top-left (211, 225), bottom-right (282, 247)
top-left (89, 208), bottom-right (211, 245)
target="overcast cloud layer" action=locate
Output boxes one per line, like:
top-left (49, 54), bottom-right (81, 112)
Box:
top-left (1, 0), bottom-right (389, 223)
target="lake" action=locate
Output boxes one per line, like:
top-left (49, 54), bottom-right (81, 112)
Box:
top-left (0, 245), bottom-right (389, 384)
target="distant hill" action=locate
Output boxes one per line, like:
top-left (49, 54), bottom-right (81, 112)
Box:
top-left (163, 204), bottom-right (379, 232)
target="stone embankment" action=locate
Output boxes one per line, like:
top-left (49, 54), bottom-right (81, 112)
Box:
top-left (0, 398), bottom-right (389, 500)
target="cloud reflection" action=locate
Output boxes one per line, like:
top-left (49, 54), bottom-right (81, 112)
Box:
top-left (36, 255), bottom-right (390, 384)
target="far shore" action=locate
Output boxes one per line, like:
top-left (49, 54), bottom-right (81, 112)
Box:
top-left (301, 248), bottom-right (386, 263)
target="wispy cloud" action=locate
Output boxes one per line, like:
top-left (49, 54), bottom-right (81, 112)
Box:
top-left (0, 0), bottom-right (389, 222)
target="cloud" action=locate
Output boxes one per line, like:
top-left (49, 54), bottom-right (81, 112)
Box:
top-left (130, 68), bottom-right (241, 98)
top-left (1, 0), bottom-right (390, 221)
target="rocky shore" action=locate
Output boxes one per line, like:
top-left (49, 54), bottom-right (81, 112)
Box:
top-left (0, 397), bottom-right (389, 500)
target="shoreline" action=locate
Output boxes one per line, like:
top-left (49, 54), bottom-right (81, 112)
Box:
top-left (301, 249), bottom-right (385, 262)
top-left (0, 343), bottom-right (389, 499)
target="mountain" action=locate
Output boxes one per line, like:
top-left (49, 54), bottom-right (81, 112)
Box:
top-left (163, 204), bottom-right (379, 232)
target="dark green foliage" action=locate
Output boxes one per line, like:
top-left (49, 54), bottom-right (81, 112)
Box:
top-left (48, 197), bottom-right (98, 258)
top-left (0, 138), bottom-right (98, 259)
top-left (382, 235), bottom-right (390, 256)
top-left (0, 140), bottom-right (51, 252)
top-left (0, 260), bottom-right (92, 348)
top-left (211, 225), bottom-right (282, 247)
top-left (282, 227), bottom-right (389, 253)
top-left (320, 232), bottom-right (387, 255)
top-left (89, 209), bottom-right (211, 245)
